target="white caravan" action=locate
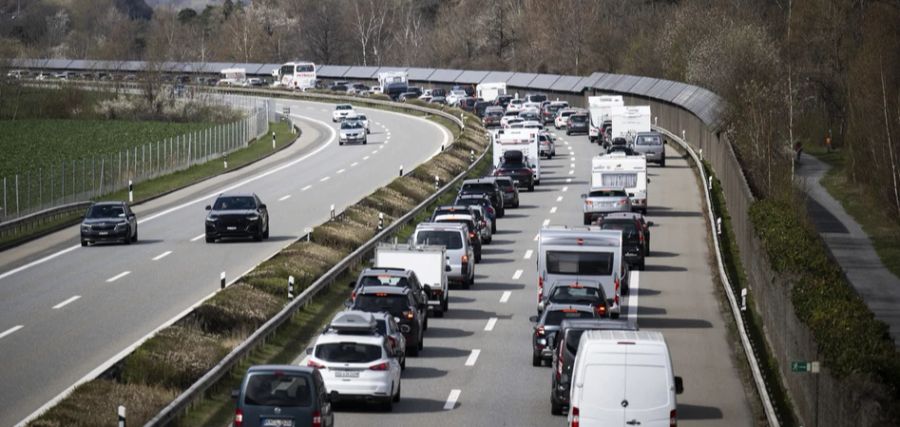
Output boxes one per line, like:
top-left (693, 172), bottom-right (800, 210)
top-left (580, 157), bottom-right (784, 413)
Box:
top-left (492, 128), bottom-right (541, 185)
top-left (592, 153), bottom-right (649, 214)
top-left (588, 96), bottom-right (624, 142)
top-left (476, 82), bottom-right (508, 103)
top-left (217, 68), bottom-right (247, 86)
top-left (375, 243), bottom-right (450, 316)
top-left (378, 71), bottom-right (408, 89)
top-left (610, 105), bottom-right (652, 142)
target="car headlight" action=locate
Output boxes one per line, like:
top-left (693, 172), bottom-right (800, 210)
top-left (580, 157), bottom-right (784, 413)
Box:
top-left (206, 215), bottom-right (218, 222)
top-left (114, 222), bottom-right (127, 230)
top-left (81, 224), bottom-right (91, 231)
top-left (246, 215), bottom-right (259, 221)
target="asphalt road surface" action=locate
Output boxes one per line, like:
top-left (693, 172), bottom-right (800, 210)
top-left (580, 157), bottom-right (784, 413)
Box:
top-left (326, 128), bottom-right (756, 426)
top-left (0, 97), bottom-right (450, 427)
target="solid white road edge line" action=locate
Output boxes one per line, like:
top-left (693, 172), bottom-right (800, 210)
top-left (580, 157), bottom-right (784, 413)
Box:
top-left (106, 271), bottom-right (131, 283)
top-left (465, 349), bottom-right (481, 367)
top-left (52, 296), bottom-right (81, 310)
top-left (566, 178), bottom-right (572, 183)
top-left (152, 251), bottom-right (172, 261)
top-left (190, 234), bottom-right (205, 242)
top-left (512, 269), bottom-right (523, 280)
top-left (444, 389), bottom-right (461, 410)
top-left (484, 317), bottom-right (498, 331)
top-left (0, 325), bottom-right (24, 340)
top-left (523, 250), bottom-right (533, 259)
top-left (628, 271), bottom-right (640, 324)
top-left (500, 291), bottom-right (511, 303)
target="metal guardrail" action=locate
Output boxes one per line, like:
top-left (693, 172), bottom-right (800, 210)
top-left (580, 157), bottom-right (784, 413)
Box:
top-left (654, 125), bottom-right (780, 427)
top-left (145, 98), bottom-right (481, 426)
top-left (0, 201), bottom-right (90, 242)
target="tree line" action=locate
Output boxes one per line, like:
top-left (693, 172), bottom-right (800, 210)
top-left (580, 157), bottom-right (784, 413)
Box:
top-left (0, 0), bottom-right (897, 217)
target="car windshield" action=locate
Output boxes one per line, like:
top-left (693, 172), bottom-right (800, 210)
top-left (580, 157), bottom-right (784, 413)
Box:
top-left (599, 221), bottom-right (639, 238)
top-left (87, 204), bottom-right (125, 218)
top-left (436, 218), bottom-right (476, 231)
top-left (336, 105), bottom-right (352, 110)
top-left (354, 294), bottom-right (409, 316)
top-left (637, 135), bottom-right (662, 145)
top-left (589, 190), bottom-right (627, 197)
top-left (341, 121), bottom-right (362, 129)
top-left (243, 373), bottom-right (312, 407)
top-left (415, 230), bottom-right (463, 249)
top-left (357, 115), bottom-right (367, 121)
top-left (213, 196), bottom-right (256, 210)
top-left (461, 183), bottom-right (495, 193)
top-left (315, 342), bottom-right (382, 363)
top-left (544, 310), bottom-right (595, 326)
top-left (549, 286), bottom-right (603, 305)
top-left (546, 251), bottom-right (614, 275)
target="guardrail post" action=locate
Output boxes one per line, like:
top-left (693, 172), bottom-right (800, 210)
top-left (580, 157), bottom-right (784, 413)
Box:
top-left (288, 276), bottom-right (295, 300)
top-left (435, 175), bottom-right (440, 190)
top-left (117, 405), bottom-right (126, 427)
top-left (741, 288), bottom-right (748, 312)
top-left (399, 165), bottom-right (403, 177)
top-left (708, 176), bottom-right (713, 190)
top-left (272, 131), bottom-right (276, 150)
top-left (470, 150), bottom-right (475, 163)
top-left (378, 213), bottom-right (384, 231)
top-left (304, 227), bottom-right (312, 242)
top-left (716, 217), bottom-right (722, 235)
top-left (330, 204), bottom-right (335, 220)
top-left (220, 271), bottom-right (226, 289)
top-left (128, 180), bottom-right (133, 203)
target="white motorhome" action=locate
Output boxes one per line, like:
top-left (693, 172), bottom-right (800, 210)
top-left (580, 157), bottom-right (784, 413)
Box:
top-left (378, 71), bottom-right (408, 89)
top-left (375, 243), bottom-right (450, 316)
top-left (610, 105), bottom-right (652, 142)
top-left (568, 330), bottom-right (683, 427)
top-left (592, 153), bottom-right (649, 214)
top-left (588, 96), bottom-right (624, 142)
top-left (217, 68), bottom-right (247, 86)
top-left (537, 226), bottom-right (624, 317)
top-left (492, 128), bottom-right (541, 185)
top-left (476, 82), bottom-right (508, 103)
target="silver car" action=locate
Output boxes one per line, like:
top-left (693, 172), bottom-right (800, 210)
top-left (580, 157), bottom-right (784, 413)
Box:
top-left (632, 131), bottom-right (667, 166)
top-left (581, 187), bottom-right (633, 225)
top-left (339, 120), bottom-right (367, 145)
top-left (412, 222), bottom-right (476, 288)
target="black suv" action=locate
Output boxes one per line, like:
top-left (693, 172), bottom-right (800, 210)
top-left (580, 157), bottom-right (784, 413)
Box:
top-left (529, 304), bottom-right (598, 366)
top-left (351, 286), bottom-right (426, 356)
top-left (205, 193), bottom-right (269, 242)
top-left (459, 178), bottom-right (505, 217)
top-left (550, 319), bottom-right (638, 415)
top-left (349, 268), bottom-right (431, 318)
top-left (454, 194), bottom-right (497, 233)
top-left (596, 214), bottom-right (646, 270)
top-left (80, 201), bottom-right (138, 246)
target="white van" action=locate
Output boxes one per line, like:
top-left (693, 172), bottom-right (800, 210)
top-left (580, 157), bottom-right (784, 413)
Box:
top-left (568, 330), bottom-right (684, 427)
top-left (492, 128), bottom-right (541, 185)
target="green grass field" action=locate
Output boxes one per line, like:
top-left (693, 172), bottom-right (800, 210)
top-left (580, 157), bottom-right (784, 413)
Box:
top-left (0, 119), bottom-right (216, 179)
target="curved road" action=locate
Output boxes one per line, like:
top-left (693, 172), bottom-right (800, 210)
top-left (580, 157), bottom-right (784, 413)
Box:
top-left (0, 97), bottom-right (450, 427)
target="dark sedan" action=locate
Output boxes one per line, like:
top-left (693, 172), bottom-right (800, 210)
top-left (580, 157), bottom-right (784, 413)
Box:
top-left (80, 201), bottom-right (138, 246)
top-left (205, 193), bottom-right (269, 242)
top-left (493, 162), bottom-right (534, 192)
top-left (566, 114), bottom-right (589, 135)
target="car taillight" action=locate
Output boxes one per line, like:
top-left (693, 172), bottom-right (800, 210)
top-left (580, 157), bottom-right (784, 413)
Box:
top-left (370, 362), bottom-right (389, 371)
top-left (307, 359), bottom-right (324, 369)
top-left (596, 304), bottom-right (608, 317)
top-left (614, 277), bottom-right (620, 306)
top-left (618, 198), bottom-right (628, 206)
top-left (312, 410), bottom-right (322, 427)
top-left (234, 408), bottom-right (244, 427)
top-left (403, 310), bottom-right (415, 320)
top-left (536, 326), bottom-right (545, 336)
top-left (462, 254), bottom-right (468, 264)
top-left (469, 231), bottom-right (476, 239)
top-left (670, 409), bottom-right (677, 427)
top-left (639, 231), bottom-right (645, 244)
top-left (538, 276), bottom-right (544, 302)
top-left (571, 406), bottom-right (580, 427)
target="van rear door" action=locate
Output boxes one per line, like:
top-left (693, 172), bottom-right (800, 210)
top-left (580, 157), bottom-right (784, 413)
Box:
top-left (579, 353), bottom-right (626, 425)
top-left (622, 352), bottom-right (672, 427)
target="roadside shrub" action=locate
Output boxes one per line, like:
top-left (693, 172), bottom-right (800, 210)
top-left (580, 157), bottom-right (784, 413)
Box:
top-left (389, 176), bottom-right (434, 203)
top-left (343, 205), bottom-right (387, 228)
top-left (370, 94), bottom-right (391, 101)
top-left (122, 323), bottom-right (228, 389)
top-left (361, 187), bottom-right (417, 217)
top-left (29, 379), bottom-right (176, 427)
top-left (313, 221), bottom-right (372, 250)
top-left (194, 284), bottom-right (283, 335)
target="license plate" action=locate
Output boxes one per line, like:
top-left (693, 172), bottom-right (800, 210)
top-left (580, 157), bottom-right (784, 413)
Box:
top-left (99, 231), bottom-right (108, 236)
top-left (262, 419), bottom-right (293, 427)
top-left (227, 226), bottom-right (237, 231)
top-left (336, 370), bottom-right (359, 378)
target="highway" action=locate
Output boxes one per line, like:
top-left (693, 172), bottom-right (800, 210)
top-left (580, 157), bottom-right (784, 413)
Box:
top-left (326, 129), bottom-right (756, 426)
top-left (0, 97), bottom-right (450, 427)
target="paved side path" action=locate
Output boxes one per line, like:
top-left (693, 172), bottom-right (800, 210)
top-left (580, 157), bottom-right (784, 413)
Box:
top-left (798, 153), bottom-right (900, 348)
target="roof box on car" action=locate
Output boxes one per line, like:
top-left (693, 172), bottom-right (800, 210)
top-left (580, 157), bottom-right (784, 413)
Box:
top-left (329, 311), bottom-right (377, 333)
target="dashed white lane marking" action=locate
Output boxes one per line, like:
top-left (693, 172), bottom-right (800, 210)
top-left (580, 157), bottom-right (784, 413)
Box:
top-left (52, 295), bottom-right (81, 310)
top-left (278, 195), bottom-right (291, 201)
top-left (556, 196), bottom-right (563, 202)
top-left (337, 169), bottom-right (346, 174)
top-left (566, 178), bottom-right (572, 183)
top-left (320, 176), bottom-right (330, 182)
top-left (628, 271), bottom-right (641, 323)
top-left (562, 186), bottom-right (568, 192)
top-left (152, 251), bottom-right (172, 261)
top-left (542, 219), bottom-right (551, 227)
top-left (550, 206), bottom-right (558, 214)
top-left (190, 234), bottom-right (205, 242)
top-left (512, 269), bottom-right (523, 280)
top-left (569, 170), bottom-right (575, 175)
top-left (363, 156), bottom-right (370, 160)
top-left (351, 162), bottom-right (359, 167)
top-left (302, 185), bottom-right (312, 191)
top-left (444, 389), bottom-right (461, 410)
top-left (500, 291), bottom-right (511, 303)
top-left (0, 325), bottom-right (23, 340)
top-left (533, 233), bottom-right (540, 241)
top-left (484, 318), bottom-right (498, 331)
top-left (571, 157), bottom-right (575, 161)
top-left (570, 162), bottom-right (575, 168)
top-left (465, 349), bottom-right (481, 366)
top-left (524, 250), bottom-right (533, 259)
top-left (106, 271), bottom-right (131, 283)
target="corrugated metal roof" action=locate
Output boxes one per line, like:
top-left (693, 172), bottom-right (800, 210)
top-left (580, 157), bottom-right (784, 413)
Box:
top-left (593, 73), bottom-right (621, 90)
top-left (630, 77), bottom-right (657, 96)
top-left (482, 71), bottom-right (515, 84)
top-left (646, 79), bottom-right (675, 99)
top-left (508, 72), bottom-right (538, 87)
top-left (406, 67), bottom-right (434, 80)
top-left (660, 81), bottom-right (689, 102)
top-left (530, 74), bottom-right (561, 90)
top-left (257, 63), bottom-right (281, 75)
top-left (316, 65), bottom-right (350, 78)
top-left (550, 75), bottom-right (583, 92)
top-left (610, 75), bottom-right (642, 93)
top-left (429, 68), bottom-right (464, 82)
top-left (456, 70), bottom-right (489, 84)
top-left (343, 66), bottom-right (379, 79)
top-left (671, 85), bottom-right (698, 106)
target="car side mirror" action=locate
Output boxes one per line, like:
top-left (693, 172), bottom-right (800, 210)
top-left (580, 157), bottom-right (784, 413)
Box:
top-left (647, 178), bottom-right (652, 183)
top-left (231, 388), bottom-right (240, 400)
top-left (580, 194), bottom-right (587, 199)
top-left (664, 139), bottom-right (668, 144)
top-left (259, 204), bottom-right (267, 210)
top-left (528, 315), bottom-right (538, 323)
top-left (445, 264), bottom-right (452, 272)
top-left (647, 221), bottom-right (655, 227)
top-left (675, 376), bottom-right (684, 394)
top-left (306, 347), bottom-right (313, 355)
top-left (348, 281), bottom-right (357, 288)
top-left (205, 205), bottom-right (211, 210)
top-left (343, 299), bottom-right (352, 308)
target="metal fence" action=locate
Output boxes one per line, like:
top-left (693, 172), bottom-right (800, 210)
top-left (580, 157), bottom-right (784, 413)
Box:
top-left (0, 94), bottom-right (270, 223)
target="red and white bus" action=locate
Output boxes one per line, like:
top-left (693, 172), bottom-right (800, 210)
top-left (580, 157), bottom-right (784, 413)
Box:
top-left (276, 62), bottom-right (317, 90)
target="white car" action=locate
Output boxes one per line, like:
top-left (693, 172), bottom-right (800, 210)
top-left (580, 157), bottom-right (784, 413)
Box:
top-left (446, 90), bottom-right (468, 106)
top-left (522, 101), bottom-right (542, 112)
top-left (332, 104), bottom-right (356, 122)
top-left (555, 108), bottom-right (577, 129)
top-left (307, 311), bottom-right (402, 410)
top-left (519, 120), bottom-right (543, 129)
top-left (503, 118), bottom-right (524, 129)
top-left (370, 86), bottom-right (383, 94)
top-left (500, 111), bottom-right (522, 128)
top-left (339, 119), bottom-right (367, 145)
top-left (356, 114), bottom-right (371, 134)
top-left (506, 98), bottom-right (525, 113)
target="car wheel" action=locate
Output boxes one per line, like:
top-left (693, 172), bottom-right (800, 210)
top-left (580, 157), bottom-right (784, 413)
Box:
top-left (528, 184), bottom-right (534, 192)
top-left (393, 382), bottom-right (401, 403)
top-left (81, 240), bottom-right (88, 247)
top-left (639, 261), bottom-right (646, 271)
top-left (423, 317), bottom-right (428, 331)
top-left (253, 229), bottom-right (263, 241)
top-left (132, 226), bottom-right (138, 242)
top-left (583, 215), bottom-right (591, 226)
top-left (401, 355), bottom-right (406, 370)
top-left (381, 397), bottom-right (393, 412)
top-left (408, 343), bottom-right (419, 357)
top-left (549, 154), bottom-right (553, 160)
top-left (551, 399), bottom-right (564, 416)
top-left (363, 139), bottom-right (367, 145)
top-left (660, 158), bottom-right (666, 167)
top-left (566, 130), bottom-right (571, 136)
top-left (263, 223), bottom-right (270, 239)
top-left (532, 352), bottom-right (541, 367)
top-left (475, 251), bottom-right (482, 263)
top-left (418, 333), bottom-right (424, 350)
top-left (205, 235), bottom-right (214, 243)
top-left (514, 200), bottom-right (520, 208)
top-left (124, 229), bottom-right (132, 245)
top-left (491, 221), bottom-right (497, 234)
top-left (441, 295), bottom-right (449, 312)
top-left (338, 140), bottom-right (344, 146)
top-left (464, 275), bottom-right (473, 289)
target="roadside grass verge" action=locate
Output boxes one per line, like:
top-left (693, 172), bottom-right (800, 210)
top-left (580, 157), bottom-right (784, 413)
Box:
top-left (806, 145), bottom-right (900, 279)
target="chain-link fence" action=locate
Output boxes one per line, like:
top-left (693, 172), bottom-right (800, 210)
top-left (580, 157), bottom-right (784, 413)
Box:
top-left (0, 95), bottom-right (270, 223)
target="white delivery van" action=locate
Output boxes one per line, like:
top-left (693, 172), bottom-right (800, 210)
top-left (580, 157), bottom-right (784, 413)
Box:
top-left (569, 330), bottom-right (684, 427)
top-left (492, 128), bottom-right (541, 185)
top-left (537, 226), bottom-right (624, 317)
top-left (375, 243), bottom-right (450, 316)
top-left (476, 82), bottom-right (507, 103)
top-left (588, 96), bottom-right (624, 143)
top-left (610, 105), bottom-right (652, 142)
top-left (592, 153), bottom-right (649, 214)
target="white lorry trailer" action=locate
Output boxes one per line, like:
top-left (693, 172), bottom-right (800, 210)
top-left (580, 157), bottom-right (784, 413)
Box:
top-left (592, 152), bottom-right (649, 214)
top-left (375, 243), bottom-right (450, 316)
top-left (492, 128), bottom-right (541, 185)
top-left (476, 82), bottom-right (508, 103)
top-left (588, 96), bottom-right (624, 143)
top-left (610, 105), bottom-right (652, 142)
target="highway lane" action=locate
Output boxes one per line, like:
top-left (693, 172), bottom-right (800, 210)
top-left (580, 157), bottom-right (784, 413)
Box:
top-left (333, 129), bottom-right (755, 426)
top-left (0, 97), bottom-right (450, 427)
